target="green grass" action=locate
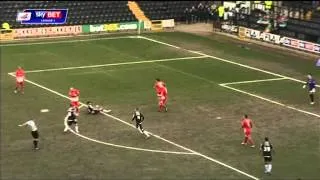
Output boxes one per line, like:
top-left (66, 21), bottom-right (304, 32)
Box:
top-left (1, 31), bottom-right (319, 180)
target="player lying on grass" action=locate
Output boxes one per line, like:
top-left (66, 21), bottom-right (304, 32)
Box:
top-left (86, 101), bottom-right (111, 114)
top-left (303, 74), bottom-right (316, 105)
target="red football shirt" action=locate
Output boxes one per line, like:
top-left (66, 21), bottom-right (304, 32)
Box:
top-left (241, 118), bottom-right (252, 129)
top-left (154, 81), bottom-right (165, 92)
top-left (16, 68), bottom-right (25, 77)
top-left (69, 88), bottom-right (80, 97)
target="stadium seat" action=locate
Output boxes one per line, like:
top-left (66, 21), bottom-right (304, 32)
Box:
top-left (0, 1), bottom-right (137, 28)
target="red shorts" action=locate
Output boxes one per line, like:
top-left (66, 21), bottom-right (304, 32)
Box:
top-left (243, 128), bottom-right (251, 138)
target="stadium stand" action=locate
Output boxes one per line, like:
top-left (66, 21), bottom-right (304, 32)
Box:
top-left (137, 1), bottom-right (201, 22)
top-left (0, 1), bottom-right (136, 28)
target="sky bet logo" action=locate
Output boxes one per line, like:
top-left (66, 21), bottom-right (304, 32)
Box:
top-left (17, 9), bottom-right (68, 24)
top-left (35, 11), bottom-right (62, 18)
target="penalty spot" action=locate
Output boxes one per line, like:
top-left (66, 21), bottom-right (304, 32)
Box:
top-left (40, 109), bottom-right (49, 113)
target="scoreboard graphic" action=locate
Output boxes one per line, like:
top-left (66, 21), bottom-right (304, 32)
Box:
top-left (16, 9), bottom-right (68, 25)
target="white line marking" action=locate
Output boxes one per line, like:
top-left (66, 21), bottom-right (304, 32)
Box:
top-left (220, 77), bottom-right (288, 86)
top-left (8, 73), bottom-right (260, 180)
top-left (220, 84), bottom-right (320, 118)
top-left (1, 35), bottom-right (136, 47)
top-left (12, 56), bottom-right (208, 74)
top-left (156, 64), bottom-right (320, 118)
top-left (67, 128), bottom-right (195, 155)
top-left (10, 73), bottom-right (194, 155)
top-left (139, 36), bottom-right (320, 88)
top-left (78, 104), bottom-right (84, 109)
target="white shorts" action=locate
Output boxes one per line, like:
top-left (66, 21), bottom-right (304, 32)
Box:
top-left (310, 88), bottom-right (316, 93)
top-left (70, 96), bottom-right (79, 102)
top-left (16, 77), bottom-right (24, 83)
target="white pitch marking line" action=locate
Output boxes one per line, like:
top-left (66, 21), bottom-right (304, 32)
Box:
top-left (78, 104), bottom-right (85, 109)
top-left (10, 56), bottom-right (208, 74)
top-left (220, 84), bottom-right (320, 118)
top-left (220, 77), bottom-right (288, 86)
top-left (10, 73), bottom-right (194, 155)
top-left (7, 73), bottom-right (259, 180)
top-left (139, 36), bottom-right (320, 88)
top-left (0, 35), bottom-right (136, 47)
top-left (155, 64), bottom-right (320, 118)
top-left (65, 126), bottom-right (195, 155)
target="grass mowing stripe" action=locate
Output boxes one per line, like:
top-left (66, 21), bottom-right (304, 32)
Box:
top-left (7, 72), bottom-right (260, 180)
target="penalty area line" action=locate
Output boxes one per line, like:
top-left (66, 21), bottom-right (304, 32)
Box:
top-left (9, 55), bottom-right (208, 74)
top-left (220, 84), bottom-right (320, 118)
top-left (219, 77), bottom-right (288, 86)
top-left (7, 72), bottom-right (260, 180)
top-left (139, 35), bottom-right (320, 88)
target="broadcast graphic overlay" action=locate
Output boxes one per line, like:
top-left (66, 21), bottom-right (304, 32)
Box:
top-left (16, 9), bottom-right (68, 25)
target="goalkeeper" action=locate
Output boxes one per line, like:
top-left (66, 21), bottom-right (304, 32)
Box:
top-left (86, 101), bottom-right (111, 114)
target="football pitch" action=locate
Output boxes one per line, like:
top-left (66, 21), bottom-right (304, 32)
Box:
top-left (1, 31), bottom-right (319, 180)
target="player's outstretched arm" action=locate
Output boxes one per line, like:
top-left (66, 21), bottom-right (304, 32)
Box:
top-left (18, 122), bottom-right (27, 127)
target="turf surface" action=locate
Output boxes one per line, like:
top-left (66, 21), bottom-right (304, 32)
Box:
top-left (1, 31), bottom-right (319, 180)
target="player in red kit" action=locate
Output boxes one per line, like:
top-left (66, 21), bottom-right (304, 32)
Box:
top-left (158, 86), bottom-right (168, 112)
top-left (14, 66), bottom-right (25, 94)
top-left (68, 87), bottom-right (80, 111)
top-left (154, 78), bottom-right (165, 96)
top-left (241, 114), bottom-right (255, 148)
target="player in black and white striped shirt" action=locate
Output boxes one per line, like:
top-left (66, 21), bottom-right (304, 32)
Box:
top-left (260, 137), bottom-right (274, 175)
top-left (132, 108), bottom-right (150, 138)
top-left (18, 120), bottom-right (40, 150)
top-left (64, 107), bottom-right (79, 133)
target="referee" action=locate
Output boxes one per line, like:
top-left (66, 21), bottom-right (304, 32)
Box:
top-left (18, 120), bottom-right (40, 150)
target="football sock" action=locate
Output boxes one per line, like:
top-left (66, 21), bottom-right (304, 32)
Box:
top-left (33, 140), bottom-right (38, 148)
top-left (264, 164), bottom-right (268, 172)
top-left (249, 139), bottom-right (254, 145)
top-left (244, 137), bottom-right (248, 143)
top-left (75, 125), bottom-right (79, 133)
top-left (138, 127), bottom-right (143, 134)
top-left (310, 94), bottom-right (314, 102)
top-left (268, 164), bottom-right (272, 172)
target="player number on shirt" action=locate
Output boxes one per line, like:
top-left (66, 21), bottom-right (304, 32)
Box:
top-left (263, 146), bottom-right (271, 152)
